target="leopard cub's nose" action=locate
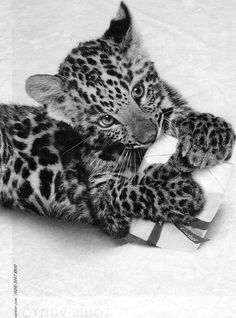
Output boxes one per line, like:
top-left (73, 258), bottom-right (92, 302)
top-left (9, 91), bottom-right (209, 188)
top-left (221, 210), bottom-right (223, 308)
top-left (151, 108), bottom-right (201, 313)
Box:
top-left (137, 129), bottom-right (157, 145)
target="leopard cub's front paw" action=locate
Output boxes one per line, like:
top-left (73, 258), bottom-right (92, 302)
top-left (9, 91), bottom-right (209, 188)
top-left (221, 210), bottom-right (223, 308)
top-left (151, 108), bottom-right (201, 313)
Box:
top-left (174, 113), bottom-right (235, 171)
top-left (142, 162), bottom-right (205, 224)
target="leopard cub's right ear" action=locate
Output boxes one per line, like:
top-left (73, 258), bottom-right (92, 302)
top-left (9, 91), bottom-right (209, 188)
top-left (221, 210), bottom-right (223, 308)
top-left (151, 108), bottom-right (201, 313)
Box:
top-left (25, 74), bottom-right (64, 105)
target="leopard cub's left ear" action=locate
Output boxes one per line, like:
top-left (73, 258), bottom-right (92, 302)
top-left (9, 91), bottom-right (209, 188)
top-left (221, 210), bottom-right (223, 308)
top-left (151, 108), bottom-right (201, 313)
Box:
top-left (26, 74), bottom-right (76, 125)
top-left (25, 74), bottom-right (64, 104)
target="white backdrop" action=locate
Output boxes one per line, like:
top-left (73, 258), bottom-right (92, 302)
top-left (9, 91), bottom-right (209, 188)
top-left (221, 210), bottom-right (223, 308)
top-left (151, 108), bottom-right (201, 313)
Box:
top-left (0, 0), bottom-right (236, 317)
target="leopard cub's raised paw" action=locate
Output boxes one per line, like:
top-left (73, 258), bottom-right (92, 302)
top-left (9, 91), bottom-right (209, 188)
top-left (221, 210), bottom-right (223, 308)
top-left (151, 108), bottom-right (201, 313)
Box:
top-left (174, 113), bottom-right (235, 172)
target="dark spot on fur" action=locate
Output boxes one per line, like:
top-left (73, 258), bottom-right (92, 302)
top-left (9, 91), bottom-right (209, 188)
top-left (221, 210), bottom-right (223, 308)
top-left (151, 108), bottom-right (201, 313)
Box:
top-left (12, 179), bottom-right (18, 188)
top-left (179, 199), bottom-right (187, 207)
top-left (120, 188), bottom-right (127, 200)
top-left (13, 139), bottom-right (27, 150)
top-left (67, 56), bottom-right (75, 64)
top-left (68, 79), bottom-right (78, 90)
top-left (31, 134), bottom-right (58, 165)
top-left (77, 58), bottom-right (85, 65)
top-left (87, 58), bottom-right (97, 65)
top-left (3, 168), bottom-right (11, 184)
top-left (34, 113), bottom-right (46, 122)
top-left (14, 158), bottom-right (23, 174)
top-left (106, 69), bottom-right (122, 79)
top-left (39, 168), bottom-right (54, 199)
top-left (32, 122), bottom-right (52, 135)
top-left (80, 90), bottom-right (91, 104)
top-left (133, 202), bottom-right (143, 212)
top-left (106, 79), bottom-right (113, 85)
top-left (13, 119), bottom-right (31, 139)
top-left (22, 167), bottom-right (30, 179)
top-left (17, 181), bottom-right (33, 199)
top-left (120, 81), bottom-right (129, 91)
top-left (39, 149), bottom-right (58, 166)
top-left (14, 123), bottom-right (23, 130)
top-left (129, 191), bottom-right (137, 202)
top-left (31, 134), bottom-right (50, 154)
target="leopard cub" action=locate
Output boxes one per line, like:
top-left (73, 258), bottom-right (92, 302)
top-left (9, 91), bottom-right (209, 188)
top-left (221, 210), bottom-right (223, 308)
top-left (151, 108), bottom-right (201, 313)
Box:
top-left (0, 2), bottom-right (234, 238)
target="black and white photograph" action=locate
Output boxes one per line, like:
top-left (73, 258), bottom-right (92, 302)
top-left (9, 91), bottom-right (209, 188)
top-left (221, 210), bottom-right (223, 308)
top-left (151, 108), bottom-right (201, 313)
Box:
top-left (0, 0), bottom-right (236, 317)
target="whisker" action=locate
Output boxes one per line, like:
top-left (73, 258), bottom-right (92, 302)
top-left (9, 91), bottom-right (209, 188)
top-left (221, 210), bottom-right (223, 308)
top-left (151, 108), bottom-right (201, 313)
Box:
top-left (128, 150), bottom-right (134, 180)
top-left (100, 137), bottom-right (111, 149)
top-left (114, 149), bottom-right (126, 181)
top-left (90, 137), bottom-right (112, 173)
top-left (136, 150), bottom-right (141, 169)
top-left (133, 151), bottom-right (137, 174)
top-left (109, 148), bottom-right (127, 184)
top-left (123, 149), bottom-right (132, 184)
top-left (118, 149), bottom-right (129, 182)
top-left (162, 108), bottom-right (173, 116)
top-left (135, 151), bottom-right (138, 173)
top-left (126, 150), bottom-right (132, 174)
top-left (62, 136), bottom-right (90, 156)
top-left (99, 148), bottom-right (125, 191)
top-left (164, 117), bottom-right (178, 137)
top-left (163, 133), bottom-right (174, 142)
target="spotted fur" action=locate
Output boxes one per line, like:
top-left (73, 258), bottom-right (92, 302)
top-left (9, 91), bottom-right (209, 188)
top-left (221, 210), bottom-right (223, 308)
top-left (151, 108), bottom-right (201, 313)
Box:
top-left (0, 3), bottom-right (235, 238)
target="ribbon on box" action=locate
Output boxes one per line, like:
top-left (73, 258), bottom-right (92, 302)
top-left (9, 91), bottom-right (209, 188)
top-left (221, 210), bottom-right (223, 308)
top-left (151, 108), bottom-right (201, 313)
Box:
top-left (147, 220), bottom-right (164, 246)
top-left (174, 222), bottom-right (210, 244)
top-left (143, 218), bottom-right (211, 247)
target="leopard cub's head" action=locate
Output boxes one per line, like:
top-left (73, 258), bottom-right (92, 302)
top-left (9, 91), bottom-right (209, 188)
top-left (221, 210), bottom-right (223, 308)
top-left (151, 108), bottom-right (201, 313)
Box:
top-left (26, 2), bottom-right (165, 150)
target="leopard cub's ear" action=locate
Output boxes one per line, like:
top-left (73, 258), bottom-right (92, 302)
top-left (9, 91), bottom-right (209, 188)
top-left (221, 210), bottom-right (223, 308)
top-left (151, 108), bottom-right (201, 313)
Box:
top-left (103, 1), bottom-right (141, 51)
top-left (25, 74), bottom-right (63, 105)
top-left (103, 2), bottom-right (132, 44)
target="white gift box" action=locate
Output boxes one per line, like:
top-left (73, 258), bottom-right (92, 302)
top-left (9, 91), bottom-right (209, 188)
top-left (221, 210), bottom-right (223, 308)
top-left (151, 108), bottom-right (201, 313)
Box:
top-left (126, 135), bottom-right (234, 251)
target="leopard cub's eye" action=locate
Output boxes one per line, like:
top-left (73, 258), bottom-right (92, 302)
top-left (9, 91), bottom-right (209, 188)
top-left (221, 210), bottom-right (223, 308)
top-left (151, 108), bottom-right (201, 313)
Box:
top-left (98, 115), bottom-right (114, 128)
top-left (132, 84), bottom-right (145, 100)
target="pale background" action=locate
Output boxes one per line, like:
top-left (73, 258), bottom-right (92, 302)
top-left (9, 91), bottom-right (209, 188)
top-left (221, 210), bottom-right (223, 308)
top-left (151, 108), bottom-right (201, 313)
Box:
top-left (0, 0), bottom-right (236, 317)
